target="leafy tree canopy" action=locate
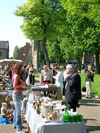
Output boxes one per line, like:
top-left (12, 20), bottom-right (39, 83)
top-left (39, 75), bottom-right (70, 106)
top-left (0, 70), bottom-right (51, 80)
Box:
top-left (15, 0), bottom-right (65, 40)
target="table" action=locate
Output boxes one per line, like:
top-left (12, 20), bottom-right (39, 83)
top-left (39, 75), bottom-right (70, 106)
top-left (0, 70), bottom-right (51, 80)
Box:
top-left (31, 85), bottom-right (62, 99)
top-left (25, 101), bottom-right (87, 133)
top-left (31, 85), bottom-right (58, 92)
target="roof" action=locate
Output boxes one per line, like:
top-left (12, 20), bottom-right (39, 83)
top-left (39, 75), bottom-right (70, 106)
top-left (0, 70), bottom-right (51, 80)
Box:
top-left (0, 41), bottom-right (9, 49)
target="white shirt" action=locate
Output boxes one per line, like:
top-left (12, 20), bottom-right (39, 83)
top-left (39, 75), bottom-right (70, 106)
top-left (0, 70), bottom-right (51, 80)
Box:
top-left (40, 69), bottom-right (53, 82)
top-left (54, 71), bottom-right (64, 89)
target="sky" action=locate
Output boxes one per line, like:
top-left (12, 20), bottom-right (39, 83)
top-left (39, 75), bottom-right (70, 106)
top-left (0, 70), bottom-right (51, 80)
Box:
top-left (0, 0), bottom-right (29, 57)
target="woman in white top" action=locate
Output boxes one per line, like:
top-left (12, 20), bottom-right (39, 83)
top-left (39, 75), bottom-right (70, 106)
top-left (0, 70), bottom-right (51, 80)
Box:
top-left (40, 65), bottom-right (53, 84)
top-left (53, 66), bottom-right (64, 99)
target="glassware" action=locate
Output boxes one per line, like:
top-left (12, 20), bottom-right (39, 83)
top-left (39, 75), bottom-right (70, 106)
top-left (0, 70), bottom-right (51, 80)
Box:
top-left (63, 108), bottom-right (69, 122)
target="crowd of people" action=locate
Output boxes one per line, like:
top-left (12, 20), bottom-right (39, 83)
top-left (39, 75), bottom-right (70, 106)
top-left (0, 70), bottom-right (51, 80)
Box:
top-left (0, 64), bottom-right (36, 133)
top-left (40, 64), bottom-right (82, 112)
top-left (0, 63), bottom-right (95, 133)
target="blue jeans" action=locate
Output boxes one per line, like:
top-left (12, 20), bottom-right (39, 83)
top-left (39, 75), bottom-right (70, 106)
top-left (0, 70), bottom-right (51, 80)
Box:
top-left (13, 92), bottom-right (22, 131)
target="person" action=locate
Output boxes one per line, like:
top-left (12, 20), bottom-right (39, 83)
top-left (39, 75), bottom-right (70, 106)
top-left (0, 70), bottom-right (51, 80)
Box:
top-left (51, 64), bottom-right (57, 84)
top-left (40, 65), bottom-right (53, 84)
top-left (28, 64), bottom-right (35, 85)
top-left (53, 66), bottom-right (64, 99)
top-left (64, 64), bottom-right (81, 112)
top-left (21, 65), bottom-right (28, 82)
top-left (40, 65), bottom-right (53, 96)
top-left (85, 65), bottom-right (94, 98)
top-left (12, 64), bottom-right (25, 133)
top-left (11, 64), bottom-right (16, 80)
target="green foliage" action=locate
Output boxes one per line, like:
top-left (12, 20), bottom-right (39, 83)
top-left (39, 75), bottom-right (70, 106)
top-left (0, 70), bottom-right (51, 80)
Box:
top-left (15, 0), bottom-right (65, 40)
top-left (47, 38), bottom-right (65, 63)
top-left (13, 45), bottom-right (20, 59)
top-left (61, 0), bottom-right (100, 19)
top-left (15, 0), bottom-right (66, 66)
top-left (14, 0), bottom-right (100, 70)
top-left (60, 0), bottom-right (100, 36)
top-left (60, 14), bottom-right (97, 61)
top-left (59, 0), bottom-right (100, 61)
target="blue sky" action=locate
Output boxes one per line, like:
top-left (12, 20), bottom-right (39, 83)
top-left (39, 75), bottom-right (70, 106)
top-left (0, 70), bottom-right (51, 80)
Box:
top-left (0, 0), bottom-right (29, 57)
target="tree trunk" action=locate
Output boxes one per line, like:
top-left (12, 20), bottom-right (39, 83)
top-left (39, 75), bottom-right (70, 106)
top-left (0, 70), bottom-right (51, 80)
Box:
top-left (36, 40), bottom-right (40, 71)
top-left (95, 50), bottom-right (100, 74)
top-left (41, 38), bottom-right (50, 67)
top-left (32, 40), bottom-right (40, 70)
top-left (77, 57), bottom-right (82, 72)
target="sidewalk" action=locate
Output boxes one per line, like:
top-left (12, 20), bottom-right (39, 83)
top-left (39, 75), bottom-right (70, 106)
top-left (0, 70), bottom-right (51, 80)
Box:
top-left (78, 97), bottom-right (100, 133)
top-left (0, 97), bottom-right (100, 133)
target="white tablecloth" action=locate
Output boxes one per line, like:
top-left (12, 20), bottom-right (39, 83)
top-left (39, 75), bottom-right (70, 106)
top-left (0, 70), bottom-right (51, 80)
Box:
top-left (25, 101), bottom-right (87, 133)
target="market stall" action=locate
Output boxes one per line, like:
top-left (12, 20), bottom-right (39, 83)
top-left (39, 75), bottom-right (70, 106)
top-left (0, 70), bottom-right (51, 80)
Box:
top-left (25, 91), bottom-right (87, 133)
top-left (0, 59), bottom-right (23, 65)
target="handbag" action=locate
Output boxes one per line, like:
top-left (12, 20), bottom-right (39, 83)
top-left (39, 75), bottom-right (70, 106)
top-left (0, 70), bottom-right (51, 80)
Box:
top-left (82, 87), bottom-right (86, 92)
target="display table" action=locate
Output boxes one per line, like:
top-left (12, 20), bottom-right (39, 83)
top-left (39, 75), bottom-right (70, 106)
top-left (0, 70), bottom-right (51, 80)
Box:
top-left (25, 101), bottom-right (87, 133)
top-left (31, 85), bottom-right (57, 92)
top-left (30, 85), bottom-right (60, 99)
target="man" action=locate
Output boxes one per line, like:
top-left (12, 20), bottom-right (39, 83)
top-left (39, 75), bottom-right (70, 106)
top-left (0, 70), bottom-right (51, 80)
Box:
top-left (64, 64), bottom-right (81, 112)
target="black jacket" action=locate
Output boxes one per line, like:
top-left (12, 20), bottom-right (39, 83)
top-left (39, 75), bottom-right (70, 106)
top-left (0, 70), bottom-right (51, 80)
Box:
top-left (64, 72), bottom-right (81, 103)
top-left (85, 71), bottom-right (94, 82)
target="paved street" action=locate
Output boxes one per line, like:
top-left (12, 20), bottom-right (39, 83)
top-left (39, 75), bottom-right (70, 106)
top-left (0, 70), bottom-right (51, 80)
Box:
top-left (78, 98), bottom-right (100, 133)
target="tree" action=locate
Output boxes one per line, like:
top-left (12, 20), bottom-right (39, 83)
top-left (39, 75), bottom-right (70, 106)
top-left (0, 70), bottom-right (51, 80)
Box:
top-left (13, 45), bottom-right (20, 59)
top-left (15, 0), bottom-right (65, 66)
top-left (47, 38), bottom-right (65, 63)
top-left (60, 0), bottom-right (100, 73)
top-left (59, 12), bottom-right (97, 70)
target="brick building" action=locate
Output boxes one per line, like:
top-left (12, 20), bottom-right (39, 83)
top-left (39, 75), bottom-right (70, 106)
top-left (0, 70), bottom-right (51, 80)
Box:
top-left (17, 42), bottom-right (32, 64)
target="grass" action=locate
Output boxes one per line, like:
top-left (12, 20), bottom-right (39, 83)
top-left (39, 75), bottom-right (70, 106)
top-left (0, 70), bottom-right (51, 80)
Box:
top-left (35, 72), bottom-right (100, 96)
top-left (80, 73), bottom-right (100, 96)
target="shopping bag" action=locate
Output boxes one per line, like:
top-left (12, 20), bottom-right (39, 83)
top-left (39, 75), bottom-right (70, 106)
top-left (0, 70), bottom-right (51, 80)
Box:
top-left (26, 75), bottom-right (30, 86)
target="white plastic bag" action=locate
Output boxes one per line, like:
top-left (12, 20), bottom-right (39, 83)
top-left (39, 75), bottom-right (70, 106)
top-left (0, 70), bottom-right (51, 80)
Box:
top-left (26, 75), bottom-right (30, 86)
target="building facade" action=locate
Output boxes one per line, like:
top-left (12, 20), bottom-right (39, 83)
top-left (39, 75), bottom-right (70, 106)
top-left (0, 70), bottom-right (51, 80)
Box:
top-left (17, 42), bottom-right (31, 64)
top-left (0, 41), bottom-right (9, 59)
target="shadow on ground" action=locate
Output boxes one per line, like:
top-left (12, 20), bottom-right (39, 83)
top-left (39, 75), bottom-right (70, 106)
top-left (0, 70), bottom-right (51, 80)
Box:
top-left (84, 118), bottom-right (98, 124)
top-left (87, 125), bottom-right (100, 132)
top-left (80, 98), bottom-right (100, 106)
top-left (84, 118), bottom-right (100, 133)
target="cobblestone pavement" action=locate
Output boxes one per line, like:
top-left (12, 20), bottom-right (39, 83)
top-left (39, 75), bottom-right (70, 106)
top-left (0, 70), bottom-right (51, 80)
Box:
top-left (0, 98), bottom-right (100, 133)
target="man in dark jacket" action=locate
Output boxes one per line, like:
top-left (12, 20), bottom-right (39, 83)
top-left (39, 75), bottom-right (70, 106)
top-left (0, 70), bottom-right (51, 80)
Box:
top-left (64, 64), bottom-right (81, 112)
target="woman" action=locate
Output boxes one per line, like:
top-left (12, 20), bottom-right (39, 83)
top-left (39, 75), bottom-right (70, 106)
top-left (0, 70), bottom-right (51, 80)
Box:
top-left (53, 66), bottom-right (64, 99)
top-left (40, 65), bottom-right (53, 84)
top-left (12, 64), bottom-right (25, 133)
top-left (85, 66), bottom-right (94, 98)
top-left (28, 64), bottom-right (35, 85)
top-left (51, 64), bottom-right (57, 84)
top-left (40, 65), bottom-right (53, 96)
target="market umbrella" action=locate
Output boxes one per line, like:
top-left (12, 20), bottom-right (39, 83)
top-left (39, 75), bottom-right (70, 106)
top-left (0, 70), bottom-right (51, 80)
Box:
top-left (0, 59), bottom-right (23, 65)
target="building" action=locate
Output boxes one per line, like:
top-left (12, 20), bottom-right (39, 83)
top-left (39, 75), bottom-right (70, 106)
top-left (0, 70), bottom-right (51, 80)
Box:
top-left (17, 42), bottom-right (32, 64)
top-left (0, 41), bottom-right (9, 59)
